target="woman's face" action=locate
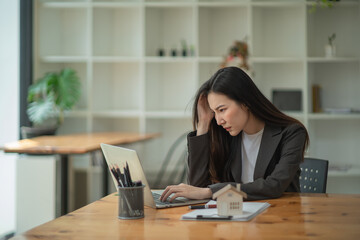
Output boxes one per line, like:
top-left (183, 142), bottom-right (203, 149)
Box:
top-left (207, 92), bottom-right (249, 136)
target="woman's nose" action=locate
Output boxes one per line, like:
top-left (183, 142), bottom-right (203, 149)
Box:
top-left (215, 115), bottom-right (224, 125)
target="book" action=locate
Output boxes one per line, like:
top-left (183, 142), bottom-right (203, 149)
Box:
top-left (181, 200), bottom-right (270, 221)
top-left (312, 84), bottom-right (322, 113)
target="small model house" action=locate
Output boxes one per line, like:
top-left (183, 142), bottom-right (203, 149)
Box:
top-left (213, 184), bottom-right (247, 216)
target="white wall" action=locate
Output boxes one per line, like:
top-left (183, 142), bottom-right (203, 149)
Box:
top-left (0, 0), bottom-right (19, 237)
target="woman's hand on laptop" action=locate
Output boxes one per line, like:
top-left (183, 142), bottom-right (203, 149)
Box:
top-left (160, 183), bottom-right (212, 202)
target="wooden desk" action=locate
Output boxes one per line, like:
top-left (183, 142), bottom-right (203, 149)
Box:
top-left (12, 193), bottom-right (360, 240)
top-left (1, 132), bottom-right (159, 215)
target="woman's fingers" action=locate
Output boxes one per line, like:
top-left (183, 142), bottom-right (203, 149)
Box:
top-left (160, 185), bottom-right (174, 201)
top-left (169, 193), bottom-right (181, 202)
top-left (160, 184), bottom-right (207, 202)
top-left (160, 184), bottom-right (185, 202)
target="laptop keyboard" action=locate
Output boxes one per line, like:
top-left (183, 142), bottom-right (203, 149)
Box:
top-left (152, 192), bottom-right (185, 205)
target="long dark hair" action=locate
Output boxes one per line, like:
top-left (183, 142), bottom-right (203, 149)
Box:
top-left (192, 67), bottom-right (309, 183)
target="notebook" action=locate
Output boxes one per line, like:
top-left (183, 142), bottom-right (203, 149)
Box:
top-left (100, 143), bottom-right (209, 209)
top-left (181, 200), bottom-right (270, 221)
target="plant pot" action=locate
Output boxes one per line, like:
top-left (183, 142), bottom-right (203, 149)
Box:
top-left (21, 126), bottom-right (58, 139)
top-left (325, 44), bottom-right (336, 58)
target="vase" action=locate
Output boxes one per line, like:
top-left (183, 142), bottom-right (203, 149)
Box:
top-left (325, 44), bottom-right (336, 58)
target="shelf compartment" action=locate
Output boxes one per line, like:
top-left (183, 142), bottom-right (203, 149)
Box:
top-left (92, 1), bottom-right (141, 7)
top-left (38, 7), bottom-right (88, 57)
top-left (145, 62), bottom-right (196, 111)
top-left (40, 0), bottom-right (88, 2)
top-left (92, 117), bottom-right (140, 132)
top-left (145, 2), bottom-right (195, 7)
top-left (145, 111), bottom-right (192, 118)
top-left (40, 56), bottom-right (88, 63)
top-left (307, 62), bottom-right (360, 113)
top-left (92, 110), bottom-right (141, 118)
top-left (252, 62), bottom-right (306, 108)
top-left (251, 57), bottom-right (304, 63)
top-left (92, 56), bottom-right (141, 63)
top-left (92, 62), bottom-right (141, 111)
top-left (307, 57), bottom-right (360, 63)
top-left (251, 1), bottom-right (303, 7)
top-left (308, 113), bottom-right (360, 120)
top-left (328, 166), bottom-right (360, 177)
top-left (198, 1), bottom-right (249, 7)
top-left (41, 2), bottom-right (89, 8)
top-left (198, 56), bottom-right (223, 63)
top-left (145, 6), bottom-right (195, 57)
top-left (93, 0), bottom-right (141, 2)
top-left (252, 5), bottom-right (305, 58)
top-left (198, 62), bottom-right (221, 86)
top-left (307, 120), bottom-right (360, 167)
top-left (199, 6), bottom-right (249, 57)
top-left (307, 4), bottom-right (360, 58)
top-left (93, 7), bottom-right (141, 57)
top-left (35, 62), bottom-right (89, 111)
top-left (145, 56), bottom-right (196, 63)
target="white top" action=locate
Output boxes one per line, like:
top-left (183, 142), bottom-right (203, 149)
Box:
top-left (241, 128), bottom-right (264, 184)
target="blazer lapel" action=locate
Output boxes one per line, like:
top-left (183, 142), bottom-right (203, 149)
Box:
top-left (253, 124), bottom-right (282, 180)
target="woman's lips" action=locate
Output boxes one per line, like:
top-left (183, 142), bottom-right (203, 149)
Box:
top-left (224, 127), bottom-right (231, 131)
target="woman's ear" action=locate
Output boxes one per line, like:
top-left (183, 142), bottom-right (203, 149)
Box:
top-left (241, 104), bottom-right (249, 111)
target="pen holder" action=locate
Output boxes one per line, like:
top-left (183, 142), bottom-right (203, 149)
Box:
top-left (118, 185), bottom-right (145, 219)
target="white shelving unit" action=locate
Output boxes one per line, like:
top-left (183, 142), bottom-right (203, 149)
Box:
top-left (34, 0), bottom-right (360, 191)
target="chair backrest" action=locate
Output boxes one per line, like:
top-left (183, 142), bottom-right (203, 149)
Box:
top-left (300, 158), bottom-right (329, 193)
top-left (153, 132), bottom-right (189, 188)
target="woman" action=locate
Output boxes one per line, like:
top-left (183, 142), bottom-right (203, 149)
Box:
top-left (160, 67), bottom-right (309, 201)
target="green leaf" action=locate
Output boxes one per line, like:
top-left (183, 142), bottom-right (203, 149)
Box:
top-left (26, 68), bottom-right (81, 125)
top-left (55, 68), bottom-right (81, 110)
top-left (27, 96), bottom-right (57, 125)
top-left (27, 73), bottom-right (58, 102)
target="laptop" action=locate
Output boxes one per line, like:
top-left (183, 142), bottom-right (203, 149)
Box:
top-left (100, 143), bottom-right (209, 208)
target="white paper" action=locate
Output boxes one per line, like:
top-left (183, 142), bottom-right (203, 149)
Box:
top-left (181, 201), bottom-right (270, 221)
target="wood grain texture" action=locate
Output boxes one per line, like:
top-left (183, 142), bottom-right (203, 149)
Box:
top-left (12, 193), bottom-right (360, 240)
top-left (1, 132), bottom-right (160, 154)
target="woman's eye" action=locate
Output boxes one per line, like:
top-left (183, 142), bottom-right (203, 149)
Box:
top-left (219, 109), bottom-right (225, 112)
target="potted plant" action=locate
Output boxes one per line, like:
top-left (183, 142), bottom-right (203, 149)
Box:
top-left (21, 68), bottom-right (81, 138)
top-left (325, 33), bottom-right (336, 58)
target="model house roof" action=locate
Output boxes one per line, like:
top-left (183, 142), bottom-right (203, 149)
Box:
top-left (213, 184), bottom-right (247, 199)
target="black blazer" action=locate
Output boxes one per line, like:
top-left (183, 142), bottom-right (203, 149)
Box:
top-left (187, 123), bottom-right (307, 200)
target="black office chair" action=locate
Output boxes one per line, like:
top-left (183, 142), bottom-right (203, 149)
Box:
top-left (299, 157), bottom-right (329, 193)
top-left (153, 132), bottom-right (189, 188)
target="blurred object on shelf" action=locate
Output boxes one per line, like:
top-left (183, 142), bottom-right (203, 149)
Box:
top-left (221, 39), bottom-right (251, 76)
top-left (329, 164), bottom-right (352, 172)
top-left (312, 84), bottom-right (322, 113)
top-left (272, 89), bottom-right (302, 111)
top-left (158, 48), bottom-right (165, 57)
top-left (189, 45), bottom-right (195, 56)
top-left (325, 33), bottom-right (336, 58)
top-left (181, 39), bottom-right (188, 57)
top-left (171, 47), bottom-right (177, 57)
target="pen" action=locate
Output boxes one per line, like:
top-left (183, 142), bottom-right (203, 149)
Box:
top-left (196, 215), bottom-right (232, 220)
top-left (189, 204), bottom-right (217, 209)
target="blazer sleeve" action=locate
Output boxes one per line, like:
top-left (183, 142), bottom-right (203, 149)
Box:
top-left (209, 124), bottom-right (307, 200)
top-left (187, 131), bottom-right (212, 187)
